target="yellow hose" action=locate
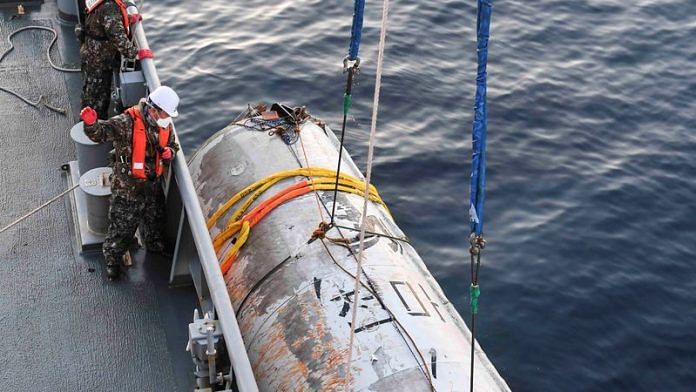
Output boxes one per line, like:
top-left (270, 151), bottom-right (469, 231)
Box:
top-left (213, 220), bottom-right (243, 250)
top-left (208, 167), bottom-right (390, 269)
top-left (207, 167), bottom-right (379, 228)
top-left (227, 176), bottom-right (382, 228)
top-left (212, 178), bottom-right (383, 252)
top-left (224, 221), bottom-right (250, 263)
top-left (219, 183), bottom-right (377, 265)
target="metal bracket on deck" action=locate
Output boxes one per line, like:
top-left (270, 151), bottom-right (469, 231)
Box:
top-left (188, 310), bottom-right (232, 391)
top-left (113, 68), bottom-right (147, 109)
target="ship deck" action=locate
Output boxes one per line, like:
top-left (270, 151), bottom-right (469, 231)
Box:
top-left (0, 2), bottom-right (197, 390)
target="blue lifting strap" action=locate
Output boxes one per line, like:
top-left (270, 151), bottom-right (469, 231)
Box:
top-left (348, 0), bottom-right (366, 61)
top-left (469, 0), bottom-right (492, 236)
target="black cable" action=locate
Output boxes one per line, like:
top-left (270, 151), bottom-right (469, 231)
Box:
top-left (330, 65), bottom-right (357, 226)
top-left (318, 238), bottom-right (435, 390)
top-left (333, 224), bottom-right (409, 243)
top-left (469, 239), bottom-right (483, 392)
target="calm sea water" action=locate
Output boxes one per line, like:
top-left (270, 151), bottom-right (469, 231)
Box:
top-left (145, 1), bottom-right (696, 390)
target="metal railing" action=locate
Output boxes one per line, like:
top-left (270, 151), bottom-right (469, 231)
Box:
top-left (132, 20), bottom-right (259, 392)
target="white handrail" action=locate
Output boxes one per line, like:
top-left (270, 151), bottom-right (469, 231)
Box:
top-left (132, 20), bottom-right (259, 392)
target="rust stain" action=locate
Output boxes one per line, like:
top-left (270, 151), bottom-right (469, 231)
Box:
top-left (237, 304), bottom-right (257, 336)
top-left (252, 320), bottom-right (309, 391)
top-left (227, 280), bottom-right (357, 390)
top-left (291, 334), bottom-right (310, 351)
top-left (281, 295), bottom-right (351, 390)
top-left (225, 262), bottom-right (249, 303)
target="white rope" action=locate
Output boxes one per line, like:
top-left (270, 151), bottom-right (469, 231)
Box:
top-left (0, 26), bottom-right (80, 114)
top-left (0, 26), bottom-right (81, 73)
top-left (346, 0), bottom-right (390, 386)
top-left (0, 184), bottom-right (79, 235)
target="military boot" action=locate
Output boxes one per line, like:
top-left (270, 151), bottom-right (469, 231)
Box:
top-left (146, 240), bottom-right (166, 255)
top-left (122, 251), bottom-right (133, 267)
top-left (105, 263), bottom-right (121, 280)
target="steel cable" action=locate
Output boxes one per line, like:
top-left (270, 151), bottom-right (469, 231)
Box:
top-left (344, 0), bottom-right (436, 390)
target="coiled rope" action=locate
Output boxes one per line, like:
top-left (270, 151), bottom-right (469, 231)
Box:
top-left (0, 26), bottom-right (81, 114)
top-left (206, 167), bottom-right (381, 229)
top-left (207, 153), bottom-right (433, 389)
top-left (0, 26), bottom-right (81, 73)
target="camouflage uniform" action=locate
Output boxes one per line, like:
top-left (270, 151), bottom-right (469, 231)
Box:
top-left (84, 101), bottom-right (179, 267)
top-left (80, 1), bottom-right (137, 119)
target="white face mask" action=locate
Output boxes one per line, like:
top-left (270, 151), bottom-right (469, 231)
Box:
top-left (156, 117), bottom-right (172, 128)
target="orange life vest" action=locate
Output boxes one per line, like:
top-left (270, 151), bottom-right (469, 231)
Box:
top-left (125, 106), bottom-right (170, 180)
top-left (86, 0), bottom-right (130, 37)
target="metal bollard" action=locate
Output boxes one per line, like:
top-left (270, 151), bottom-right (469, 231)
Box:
top-left (70, 122), bottom-right (113, 177)
top-left (57, 0), bottom-right (78, 23)
top-left (79, 167), bottom-right (112, 235)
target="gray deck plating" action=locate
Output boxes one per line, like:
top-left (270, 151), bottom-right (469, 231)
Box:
top-left (0, 4), bottom-right (197, 391)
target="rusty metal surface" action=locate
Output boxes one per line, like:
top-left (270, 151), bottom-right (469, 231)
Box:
top-left (189, 114), bottom-right (510, 391)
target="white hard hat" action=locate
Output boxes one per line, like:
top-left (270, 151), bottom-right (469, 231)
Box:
top-left (147, 86), bottom-right (179, 117)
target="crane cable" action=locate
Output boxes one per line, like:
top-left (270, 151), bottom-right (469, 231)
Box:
top-left (468, 1), bottom-right (493, 391)
top-left (342, 0), bottom-right (437, 389)
top-left (328, 0), bottom-right (364, 227)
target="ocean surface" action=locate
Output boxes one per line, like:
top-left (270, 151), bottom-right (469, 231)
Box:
top-left (145, 1), bottom-right (696, 390)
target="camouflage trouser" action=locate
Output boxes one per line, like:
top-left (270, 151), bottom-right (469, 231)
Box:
top-left (103, 181), bottom-right (166, 266)
top-left (80, 65), bottom-right (113, 120)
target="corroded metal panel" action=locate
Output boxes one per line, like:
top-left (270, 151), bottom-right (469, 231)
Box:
top-left (189, 115), bottom-right (510, 391)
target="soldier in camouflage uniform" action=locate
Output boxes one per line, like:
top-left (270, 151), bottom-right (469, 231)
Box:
top-left (80, 86), bottom-right (180, 279)
top-left (79, 0), bottom-right (149, 119)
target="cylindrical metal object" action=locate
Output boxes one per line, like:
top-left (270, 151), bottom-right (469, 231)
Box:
top-left (188, 116), bottom-right (511, 391)
top-left (206, 326), bottom-right (217, 385)
top-left (70, 122), bottom-right (113, 176)
top-left (79, 167), bottom-right (112, 235)
top-left (57, 0), bottom-right (78, 23)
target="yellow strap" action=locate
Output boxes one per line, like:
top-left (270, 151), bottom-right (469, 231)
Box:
top-left (206, 167), bottom-right (379, 228)
top-left (220, 221), bottom-right (250, 264)
top-left (208, 167), bottom-right (390, 266)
